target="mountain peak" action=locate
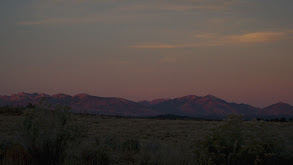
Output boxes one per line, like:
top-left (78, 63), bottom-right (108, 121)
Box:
top-left (179, 95), bottom-right (199, 100)
top-left (203, 94), bottom-right (225, 102)
top-left (204, 94), bottom-right (219, 99)
top-left (275, 102), bottom-right (290, 105)
top-left (268, 102), bottom-right (292, 108)
top-left (262, 102), bottom-right (293, 115)
top-left (52, 93), bottom-right (71, 98)
top-left (14, 92), bottom-right (29, 97)
top-left (204, 94), bottom-right (216, 98)
top-left (11, 92), bottom-right (38, 98)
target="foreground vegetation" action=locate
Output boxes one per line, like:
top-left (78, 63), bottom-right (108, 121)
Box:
top-left (0, 105), bottom-right (293, 165)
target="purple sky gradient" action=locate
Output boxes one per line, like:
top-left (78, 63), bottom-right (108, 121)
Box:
top-left (1, 0), bottom-right (293, 108)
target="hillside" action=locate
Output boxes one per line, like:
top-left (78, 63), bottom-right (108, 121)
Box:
top-left (1, 93), bottom-right (293, 118)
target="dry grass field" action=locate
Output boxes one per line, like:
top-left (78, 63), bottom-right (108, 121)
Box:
top-left (1, 107), bottom-right (293, 165)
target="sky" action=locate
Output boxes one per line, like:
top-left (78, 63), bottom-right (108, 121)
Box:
top-left (1, 0), bottom-right (293, 107)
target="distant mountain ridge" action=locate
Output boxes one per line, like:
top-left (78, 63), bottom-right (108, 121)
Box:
top-left (139, 95), bottom-right (261, 119)
top-left (0, 92), bottom-right (293, 118)
top-left (0, 92), bottom-right (158, 116)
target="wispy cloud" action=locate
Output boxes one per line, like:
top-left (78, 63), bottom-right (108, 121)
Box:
top-left (130, 31), bottom-right (292, 49)
top-left (226, 32), bottom-right (287, 43)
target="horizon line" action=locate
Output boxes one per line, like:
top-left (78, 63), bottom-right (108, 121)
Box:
top-left (0, 92), bottom-right (291, 108)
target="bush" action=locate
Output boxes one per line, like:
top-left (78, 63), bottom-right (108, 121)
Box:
top-left (0, 106), bottom-right (24, 115)
top-left (121, 139), bottom-right (141, 163)
top-left (194, 114), bottom-right (293, 165)
top-left (15, 101), bottom-right (85, 165)
top-left (122, 139), bottom-right (141, 153)
top-left (138, 140), bottom-right (194, 165)
top-left (1, 144), bottom-right (31, 165)
top-left (239, 121), bottom-right (290, 165)
top-left (96, 147), bottom-right (110, 165)
top-left (78, 141), bottom-right (110, 165)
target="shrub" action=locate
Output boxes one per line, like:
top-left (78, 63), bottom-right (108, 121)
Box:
top-left (15, 101), bottom-right (85, 165)
top-left (0, 140), bottom-right (10, 162)
top-left (96, 147), bottom-right (110, 165)
top-left (78, 142), bottom-right (110, 165)
top-left (138, 140), bottom-right (194, 165)
top-left (194, 114), bottom-right (293, 165)
top-left (194, 114), bottom-right (244, 165)
top-left (122, 139), bottom-right (141, 153)
top-left (1, 144), bottom-right (31, 165)
top-left (239, 121), bottom-right (290, 165)
top-left (121, 139), bottom-right (141, 163)
top-left (79, 147), bottom-right (98, 165)
top-left (0, 106), bottom-right (24, 115)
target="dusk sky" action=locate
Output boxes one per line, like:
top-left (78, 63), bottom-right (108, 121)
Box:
top-left (1, 0), bottom-right (293, 107)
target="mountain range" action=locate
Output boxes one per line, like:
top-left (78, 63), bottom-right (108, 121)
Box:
top-left (1, 92), bottom-right (293, 119)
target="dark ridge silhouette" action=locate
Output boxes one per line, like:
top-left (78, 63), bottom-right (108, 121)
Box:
top-left (0, 92), bottom-right (158, 116)
top-left (143, 95), bottom-right (261, 118)
top-left (261, 102), bottom-right (293, 117)
top-left (0, 92), bottom-right (292, 118)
